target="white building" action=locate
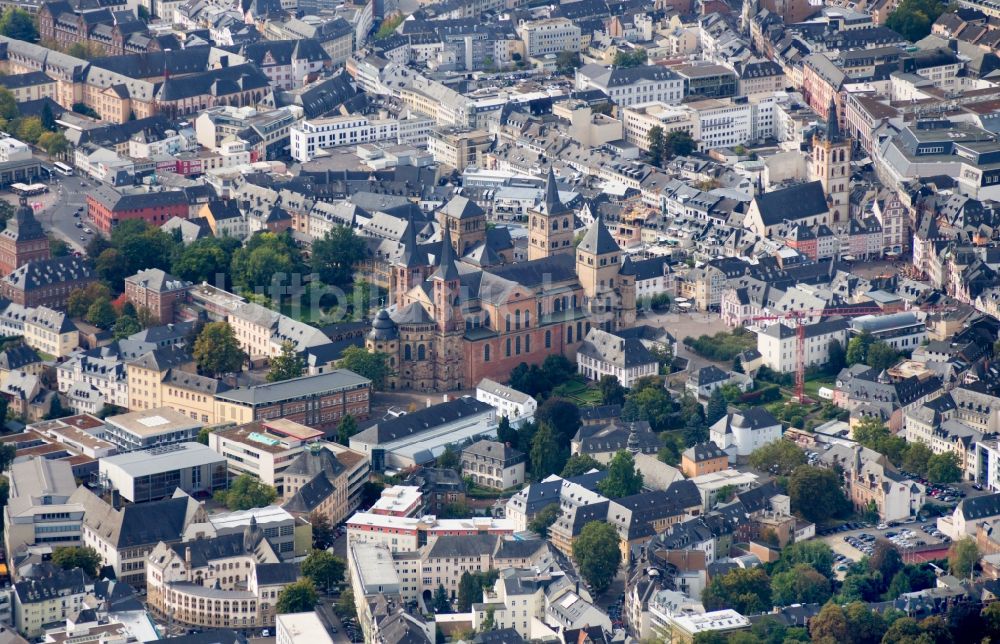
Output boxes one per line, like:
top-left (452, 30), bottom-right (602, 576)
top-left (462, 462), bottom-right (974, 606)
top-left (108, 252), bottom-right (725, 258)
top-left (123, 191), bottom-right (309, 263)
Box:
top-left (576, 327), bottom-right (659, 388)
top-left (0, 137), bottom-right (32, 163)
top-left (103, 407), bottom-right (202, 452)
top-left (98, 442), bottom-right (228, 503)
top-left (575, 64), bottom-right (684, 108)
top-left (277, 612), bottom-right (335, 644)
top-left (476, 378), bottom-right (537, 427)
top-left (57, 351), bottom-right (129, 411)
top-left (849, 312), bottom-right (927, 352)
top-left (518, 18), bottom-right (581, 57)
top-left (756, 318), bottom-right (849, 373)
top-left (709, 407), bottom-right (783, 459)
top-left (690, 469), bottom-right (760, 510)
top-left (3, 457), bottom-right (84, 559)
top-left (289, 114), bottom-right (434, 162)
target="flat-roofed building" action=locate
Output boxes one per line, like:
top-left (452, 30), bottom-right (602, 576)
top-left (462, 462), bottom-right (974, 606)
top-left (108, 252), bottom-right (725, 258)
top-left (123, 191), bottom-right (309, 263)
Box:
top-left (347, 512), bottom-right (514, 553)
top-left (209, 419), bottom-right (324, 494)
top-left (214, 369), bottom-right (371, 431)
top-left (369, 485), bottom-right (423, 518)
top-left (99, 442), bottom-right (229, 503)
top-left (194, 505), bottom-right (303, 559)
top-left (277, 612), bottom-right (335, 644)
top-left (3, 457), bottom-right (84, 560)
top-left (103, 407), bottom-right (202, 452)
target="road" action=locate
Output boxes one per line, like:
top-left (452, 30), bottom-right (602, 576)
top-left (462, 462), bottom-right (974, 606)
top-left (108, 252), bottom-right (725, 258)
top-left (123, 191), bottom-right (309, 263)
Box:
top-left (16, 169), bottom-right (94, 253)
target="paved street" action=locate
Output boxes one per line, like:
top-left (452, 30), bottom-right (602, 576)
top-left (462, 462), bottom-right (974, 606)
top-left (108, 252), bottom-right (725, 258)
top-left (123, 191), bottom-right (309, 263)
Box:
top-left (5, 167), bottom-right (95, 253)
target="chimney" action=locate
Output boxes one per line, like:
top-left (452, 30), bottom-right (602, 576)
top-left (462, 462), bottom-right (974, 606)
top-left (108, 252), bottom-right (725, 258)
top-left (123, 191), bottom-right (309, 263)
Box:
top-left (185, 547), bottom-right (192, 567)
top-left (443, 394), bottom-right (449, 403)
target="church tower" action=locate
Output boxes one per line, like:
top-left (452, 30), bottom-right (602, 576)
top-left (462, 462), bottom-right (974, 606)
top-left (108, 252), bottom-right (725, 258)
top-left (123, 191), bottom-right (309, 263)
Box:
top-left (0, 196), bottom-right (49, 276)
top-left (430, 227), bottom-right (464, 391)
top-left (390, 219), bottom-right (429, 306)
top-left (528, 167), bottom-right (575, 261)
top-left (810, 98), bottom-right (851, 224)
top-left (576, 214), bottom-right (624, 331)
top-left (437, 195), bottom-right (486, 256)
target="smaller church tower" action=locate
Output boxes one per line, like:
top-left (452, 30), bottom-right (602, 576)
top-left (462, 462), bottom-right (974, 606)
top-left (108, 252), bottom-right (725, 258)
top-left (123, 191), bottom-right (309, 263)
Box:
top-left (391, 219), bottom-right (429, 306)
top-left (437, 195), bottom-right (486, 256)
top-left (528, 167), bottom-right (575, 261)
top-left (618, 255), bottom-right (637, 328)
top-left (810, 98), bottom-right (851, 223)
top-left (430, 228), bottom-right (465, 391)
top-left (576, 214), bottom-right (622, 331)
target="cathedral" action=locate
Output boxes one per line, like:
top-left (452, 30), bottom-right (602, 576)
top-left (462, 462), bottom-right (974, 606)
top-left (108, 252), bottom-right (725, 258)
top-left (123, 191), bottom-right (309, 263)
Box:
top-left (366, 169), bottom-right (637, 392)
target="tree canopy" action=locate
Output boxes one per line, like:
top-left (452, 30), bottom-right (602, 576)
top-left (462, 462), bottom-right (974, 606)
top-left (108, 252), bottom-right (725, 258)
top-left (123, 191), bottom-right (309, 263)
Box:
top-left (52, 546), bottom-right (101, 577)
top-left (214, 474), bottom-right (277, 511)
top-left (301, 549), bottom-right (346, 593)
top-left (276, 578), bottom-right (318, 614)
top-left (311, 226), bottom-right (367, 286)
top-left (702, 567), bottom-right (772, 614)
top-left (886, 0), bottom-right (948, 41)
top-left (788, 465), bottom-right (850, 523)
top-left (748, 440), bottom-right (807, 476)
top-left (597, 450), bottom-right (643, 498)
top-left (561, 454), bottom-right (606, 478)
top-left (572, 521), bottom-right (621, 595)
top-left (267, 340), bottom-right (305, 383)
top-left (0, 8), bottom-right (38, 42)
top-left (193, 321), bottom-right (246, 377)
top-left (339, 346), bottom-right (391, 390)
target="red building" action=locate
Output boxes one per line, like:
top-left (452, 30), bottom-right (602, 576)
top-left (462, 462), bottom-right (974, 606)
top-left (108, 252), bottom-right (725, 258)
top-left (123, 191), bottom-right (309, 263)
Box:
top-left (0, 198), bottom-right (50, 276)
top-left (1, 256), bottom-right (96, 308)
top-left (87, 186), bottom-right (189, 234)
top-left (124, 268), bottom-right (192, 325)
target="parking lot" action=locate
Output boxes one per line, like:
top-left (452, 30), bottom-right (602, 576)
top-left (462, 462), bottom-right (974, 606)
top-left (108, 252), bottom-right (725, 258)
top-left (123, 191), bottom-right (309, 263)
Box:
top-left (818, 521), bottom-right (952, 570)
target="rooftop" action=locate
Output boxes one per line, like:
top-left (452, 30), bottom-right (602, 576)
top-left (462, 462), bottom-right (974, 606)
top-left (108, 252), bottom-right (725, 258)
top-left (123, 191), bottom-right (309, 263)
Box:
top-left (99, 442), bottom-right (224, 477)
top-left (106, 407), bottom-right (203, 437)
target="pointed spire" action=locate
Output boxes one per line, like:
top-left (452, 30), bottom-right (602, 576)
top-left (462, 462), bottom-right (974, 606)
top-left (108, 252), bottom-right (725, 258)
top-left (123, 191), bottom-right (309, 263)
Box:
top-left (399, 218), bottom-right (424, 268)
top-left (431, 226), bottom-right (460, 281)
top-left (543, 166), bottom-right (569, 215)
top-left (578, 213), bottom-right (620, 256)
top-left (825, 98), bottom-right (840, 143)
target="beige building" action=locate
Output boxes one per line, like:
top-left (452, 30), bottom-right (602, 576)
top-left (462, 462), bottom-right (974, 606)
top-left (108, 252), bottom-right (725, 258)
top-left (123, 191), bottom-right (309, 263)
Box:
top-left (209, 419), bottom-right (325, 494)
top-left (460, 440), bottom-right (526, 490)
top-left (13, 569), bottom-right (90, 638)
top-left (228, 302), bottom-right (331, 362)
top-left (622, 102), bottom-right (696, 151)
top-left (281, 444), bottom-right (369, 526)
top-left (554, 100), bottom-right (623, 147)
top-left (125, 346), bottom-right (198, 412)
top-left (2, 71), bottom-right (57, 103)
top-left (22, 306), bottom-right (77, 358)
top-left (517, 18), bottom-right (581, 57)
top-left (4, 457), bottom-right (84, 562)
top-left (427, 127), bottom-right (491, 171)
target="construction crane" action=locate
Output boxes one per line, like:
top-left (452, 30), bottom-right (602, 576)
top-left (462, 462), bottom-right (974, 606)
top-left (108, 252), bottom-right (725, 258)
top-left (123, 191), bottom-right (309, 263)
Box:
top-left (749, 304), bottom-right (955, 404)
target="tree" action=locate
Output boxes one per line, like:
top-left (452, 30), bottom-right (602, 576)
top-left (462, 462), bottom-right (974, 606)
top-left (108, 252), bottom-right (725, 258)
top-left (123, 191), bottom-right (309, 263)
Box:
top-left (613, 48), bottom-right (647, 68)
top-left (310, 512), bottom-right (335, 550)
top-left (15, 116), bottom-right (43, 144)
top-left (193, 321), bottom-right (246, 377)
top-left (561, 454), bottom-right (606, 478)
top-left (301, 549), bottom-right (345, 593)
top-left (0, 442), bottom-right (15, 472)
top-left (267, 340), bottom-right (304, 383)
top-left (903, 442), bottom-right (933, 475)
top-left (437, 444), bottom-right (460, 470)
top-left (770, 563), bottom-right (830, 606)
top-left (276, 578), bottom-right (318, 614)
top-left (706, 388), bottom-right (728, 425)
top-left (530, 422), bottom-right (565, 479)
top-left (846, 331), bottom-right (874, 366)
top-left (0, 8), bottom-right (38, 42)
top-left (948, 537), bottom-right (979, 579)
top-left (66, 283), bottom-right (110, 319)
top-left (112, 315), bottom-right (141, 340)
top-left (374, 12), bottom-right (404, 39)
top-left (555, 50), bottom-right (581, 74)
top-left (49, 238), bottom-right (69, 257)
top-left (458, 572), bottom-right (478, 612)
top-left (881, 616), bottom-right (922, 644)
top-left (702, 567), bottom-right (772, 614)
top-left (336, 414), bottom-right (358, 446)
top-left (172, 237), bottom-right (238, 285)
top-left (230, 231), bottom-right (302, 293)
top-left (496, 415), bottom-right (517, 446)
top-left (38, 131), bottom-right (68, 157)
top-left (597, 450), bottom-right (643, 498)
top-left (844, 602), bottom-right (888, 644)
top-left (809, 602), bottom-right (848, 642)
top-left (647, 125), bottom-right (664, 167)
top-left (772, 540), bottom-right (835, 579)
top-left (867, 341), bottom-right (900, 371)
top-left (827, 338), bottom-right (847, 371)
top-left (0, 88), bottom-right (17, 121)
top-left (339, 346), bottom-right (391, 390)
top-left (926, 452), bottom-right (962, 484)
top-left (663, 131), bottom-right (695, 158)
top-left (137, 5), bottom-right (150, 21)
top-left (432, 584), bottom-right (450, 613)
top-left (311, 226), bottom-right (366, 286)
top-left (870, 539), bottom-right (904, 588)
top-left (51, 546), bottom-right (101, 577)
top-left (886, 0), bottom-right (948, 41)
top-left (788, 465), bottom-right (849, 523)
top-left (94, 248), bottom-right (129, 288)
top-left (535, 396), bottom-right (581, 445)
top-left (214, 474), bottom-right (277, 511)
top-left (748, 440), bottom-right (807, 476)
top-left (528, 503), bottom-right (560, 537)
top-left (984, 601), bottom-right (1000, 640)
top-left (196, 427), bottom-right (212, 445)
top-left (85, 297), bottom-right (116, 329)
top-left (572, 521), bottom-right (621, 595)
top-left (598, 375), bottom-right (626, 406)
top-left (886, 569), bottom-right (911, 599)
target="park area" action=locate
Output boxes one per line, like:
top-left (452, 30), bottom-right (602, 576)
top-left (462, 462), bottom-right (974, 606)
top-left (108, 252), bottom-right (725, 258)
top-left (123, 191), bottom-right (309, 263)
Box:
top-left (553, 376), bottom-right (604, 406)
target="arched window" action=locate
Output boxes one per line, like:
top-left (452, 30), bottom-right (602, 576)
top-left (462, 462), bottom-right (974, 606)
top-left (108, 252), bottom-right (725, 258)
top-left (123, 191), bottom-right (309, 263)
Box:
top-left (417, 345), bottom-right (426, 360)
top-left (515, 310), bottom-right (521, 330)
top-left (484, 345), bottom-right (490, 362)
top-left (515, 337), bottom-right (521, 355)
top-left (505, 315), bottom-right (511, 332)
top-left (551, 221), bottom-right (558, 230)
top-left (545, 330), bottom-right (551, 348)
top-left (404, 345), bottom-right (412, 361)
top-left (506, 338), bottom-right (511, 357)
top-left (525, 311), bottom-right (530, 328)
top-left (563, 218), bottom-right (569, 228)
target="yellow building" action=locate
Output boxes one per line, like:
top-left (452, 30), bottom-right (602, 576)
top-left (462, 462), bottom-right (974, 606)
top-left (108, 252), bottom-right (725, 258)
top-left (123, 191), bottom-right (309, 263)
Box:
top-left (23, 306), bottom-right (78, 358)
top-left (125, 346), bottom-right (199, 413)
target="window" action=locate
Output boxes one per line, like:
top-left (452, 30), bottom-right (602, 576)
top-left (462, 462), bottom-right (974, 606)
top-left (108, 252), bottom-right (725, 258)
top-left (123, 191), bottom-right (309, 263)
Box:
top-left (545, 330), bottom-right (551, 348)
top-left (418, 345), bottom-right (426, 360)
top-left (404, 345), bottom-right (412, 361)
top-left (506, 339), bottom-right (511, 357)
top-left (484, 345), bottom-right (490, 361)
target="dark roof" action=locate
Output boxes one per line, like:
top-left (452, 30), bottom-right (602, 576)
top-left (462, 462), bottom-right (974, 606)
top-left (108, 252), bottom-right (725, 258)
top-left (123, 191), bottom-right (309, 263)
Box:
top-left (2, 256), bottom-right (93, 292)
top-left (14, 568), bottom-right (88, 604)
top-left (577, 215), bottom-right (619, 255)
top-left (753, 181), bottom-right (828, 226)
top-left (0, 71), bottom-right (54, 89)
top-left (958, 492), bottom-right (1000, 520)
top-left (0, 344), bottom-right (40, 371)
top-left (117, 495), bottom-right (192, 547)
top-left (474, 628), bottom-right (526, 644)
top-left (427, 534), bottom-right (498, 558)
top-left (168, 532), bottom-right (261, 568)
top-left (717, 407), bottom-right (782, 434)
top-left (283, 471), bottom-right (335, 514)
top-left (91, 185), bottom-right (187, 212)
top-left (684, 441), bottom-right (726, 462)
top-left (255, 562), bottom-right (299, 585)
top-left (695, 365), bottom-right (730, 386)
top-left (155, 631), bottom-right (246, 644)
top-left (355, 397), bottom-right (494, 444)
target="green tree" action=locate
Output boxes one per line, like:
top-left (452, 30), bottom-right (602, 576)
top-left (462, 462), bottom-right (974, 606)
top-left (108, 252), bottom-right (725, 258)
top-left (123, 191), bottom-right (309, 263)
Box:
top-left (267, 340), bottom-right (304, 383)
top-left (230, 231), bottom-right (301, 293)
top-left (597, 450), bottom-right (643, 498)
top-left (846, 331), bottom-right (874, 366)
top-left (0, 87), bottom-right (17, 121)
top-left (214, 474), bottom-right (277, 510)
top-left (771, 540), bottom-right (835, 578)
top-left (49, 238), bottom-right (69, 257)
top-left (85, 297), bottom-right (116, 329)
top-left (809, 602), bottom-right (847, 642)
top-left (613, 48), bottom-right (647, 67)
top-left (437, 444), bottom-right (460, 470)
top-left (535, 396), bottom-right (581, 445)
top-left (748, 440), bottom-right (806, 476)
top-left (0, 442), bottom-right (15, 472)
top-left (788, 465), bottom-right (849, 523)
top-left (112, 315), bottom-right (141, 340)
top-left (16, 116), bottom-right (43, 144)
top-left (598, 375), bottom-right (626, 406)
top-left (530, 422), bottom-right (565, 479)
top-left (310, 512), bottom-right (335, 550)
top-left (867, 341), bottom-right (900, 371)
top-left (374, 12), bottom-right (404, 39)
top-left (702, 567), bottom-right (771, 614)
top-left (51, 546), bottom-right (101, 577)
top-left (706, 388), bottom-right (728, 425)
top-left (311, 226), bottom-right (367, 286)
top-left (496, 415), bottom-right (517, 446)
top-left (770, 563), bottom-right (831, 606)
top-left (336, 414), bottom-right (358, 446)
top-left (528, 503), bottom-right (560, 537)
top-left (171, 236), bottom-right (238, 284)
top-left (301, 549), bottom-right (345, 593)
top-left (555, 50), bottom-right (581, 74)
top-left (983, 601), bottom-right (1000, 640)
top-left (196, 427), bottom-right (212, 445)
top-left (870, 539), bottom-right (904, 588)
top-left (828, 338), bottom-right (847, 371)
top-left (38, 131), bottom-right (68, 157)
top-left (339, 346), bottom-right (391, 390)
top-left (886, 569), bottom-right (911, 599)
top-left (561, 454), bottom-right (606, 478)
top-left (94, 248), bottom-right (130, 289)
top-left (0, 8), bottom-right (38, 42)
top-left (948, 537), bottom-right (979, 579)
top-left (432, 584), bottom-right (450, 613)
top-left (663, 130), bottom-right (695, 158)
top-left (457, 572), bottom-right (478, 612)
top-left (886, 0), bottom-right (948, 41)
top-left (193, 321), bottom-right (246, 376)
top-left (903, 441), bottom-right (933, 475)
top-left (647, 125), bottom-right (665, 167)
top-left (572, 521), bottom-right (621, 595)
top-left (844, 602), bottom-right (888, 644)
top-left (881, 616), bottom-right (921, 644)
top-left (927, 452), bottom-right (962, 484)
top-left (276, 578), bottom-right (318, 614)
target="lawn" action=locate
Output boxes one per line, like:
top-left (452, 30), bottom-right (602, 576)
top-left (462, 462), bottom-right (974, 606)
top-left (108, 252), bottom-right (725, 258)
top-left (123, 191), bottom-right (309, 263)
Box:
top-left (802, 377), bottom-right (836, 400)
top-left (554, 376), bottom-right (604, 406)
